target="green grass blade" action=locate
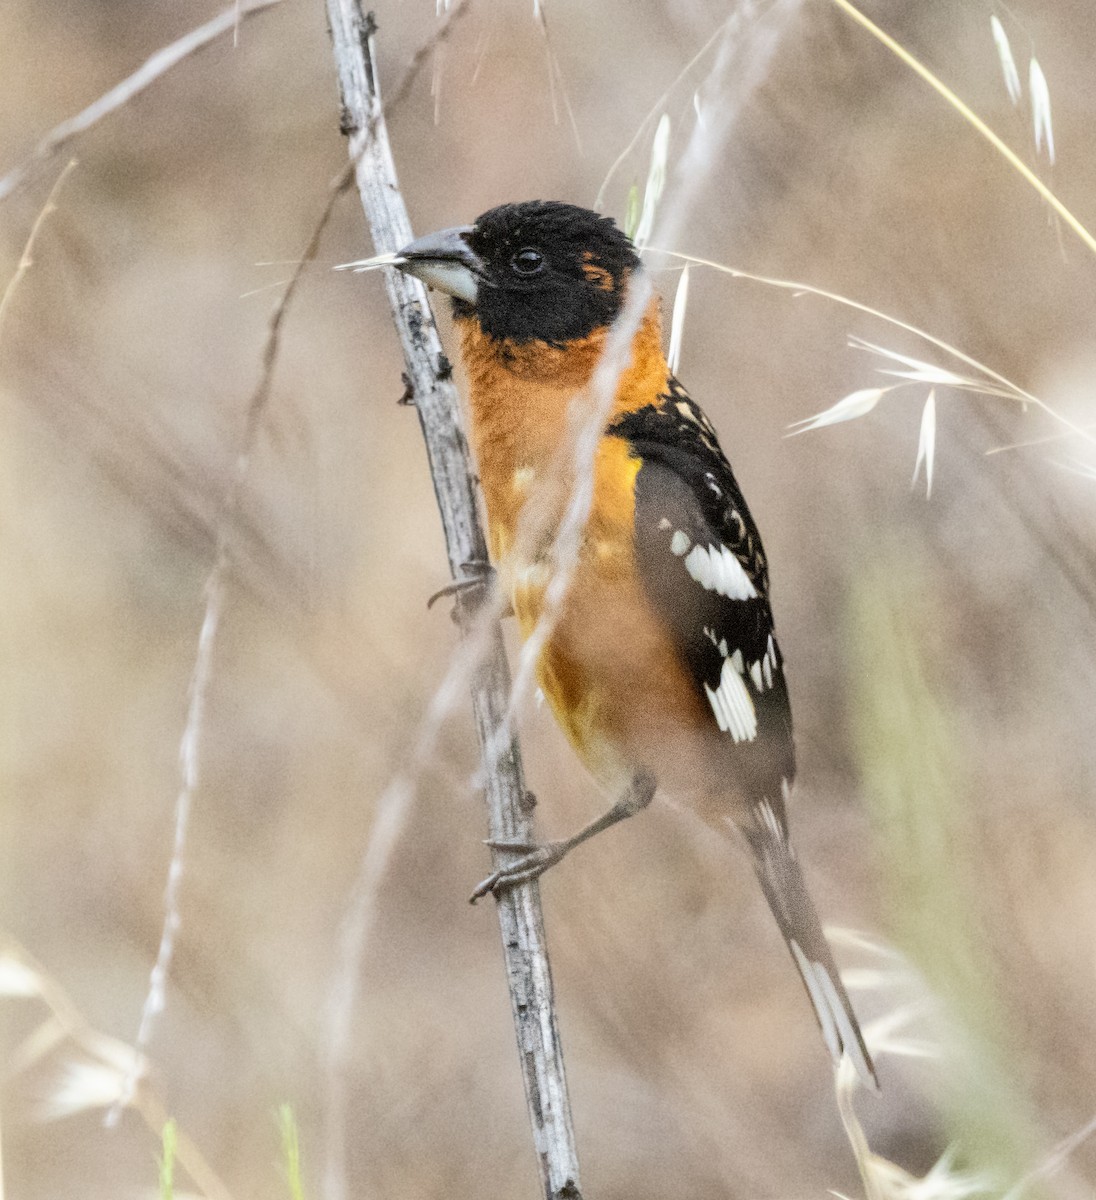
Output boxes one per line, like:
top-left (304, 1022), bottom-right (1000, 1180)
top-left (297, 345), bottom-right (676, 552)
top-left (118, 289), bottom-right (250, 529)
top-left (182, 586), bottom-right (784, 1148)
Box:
top-left (277, 1103), bottom-right (304, 1200)
top-left (158, 1118), bottom-right (177, 1200)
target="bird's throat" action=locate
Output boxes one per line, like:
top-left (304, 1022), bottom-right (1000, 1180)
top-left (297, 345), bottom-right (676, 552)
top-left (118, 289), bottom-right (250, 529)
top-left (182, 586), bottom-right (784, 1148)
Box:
top-left (456, 297), bottom-right (667, 523)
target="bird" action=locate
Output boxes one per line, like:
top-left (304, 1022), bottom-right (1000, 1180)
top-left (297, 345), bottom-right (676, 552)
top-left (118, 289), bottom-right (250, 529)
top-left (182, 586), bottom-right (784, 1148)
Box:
top-left (393, 200), bottom-right (877, 1088)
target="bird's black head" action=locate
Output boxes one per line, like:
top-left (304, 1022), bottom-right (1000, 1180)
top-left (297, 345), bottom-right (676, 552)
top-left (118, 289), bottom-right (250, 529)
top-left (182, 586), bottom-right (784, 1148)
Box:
top-left (396, 201), bottom-right (641, 345)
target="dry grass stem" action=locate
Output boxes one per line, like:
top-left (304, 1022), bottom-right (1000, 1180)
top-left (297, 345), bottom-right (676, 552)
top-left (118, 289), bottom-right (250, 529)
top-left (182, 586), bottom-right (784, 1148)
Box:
top-left (0, 939), bottom-right (233, 1200)
top-left (0, 0), bottom-right (283, 204)
top-left (1002, 1113), bottom-right (1096, 1200)
top-left (828, 0), bottom-right (1092, 257)
top-left (649, 249), bottom-right (1096, 459)
top-left (632, 114), bottom-right (671, 249)
top-left (0, 160), bottom-right (77, 342)
top-left (110, 566), bottom-right (222, 1126)
top-left (117, 0), bottom-right (472, 1144)
top-left (593, 11), bottom-right (736, 212)
top-left (322, 615), bottom-right (508, 1199)
top-left (533, 0), bottom-right (583, 152)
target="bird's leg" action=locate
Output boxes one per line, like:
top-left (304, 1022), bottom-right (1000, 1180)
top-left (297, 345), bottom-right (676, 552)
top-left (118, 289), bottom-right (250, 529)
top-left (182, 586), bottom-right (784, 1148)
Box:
top-left (469, 769), bottom-right (656, 903)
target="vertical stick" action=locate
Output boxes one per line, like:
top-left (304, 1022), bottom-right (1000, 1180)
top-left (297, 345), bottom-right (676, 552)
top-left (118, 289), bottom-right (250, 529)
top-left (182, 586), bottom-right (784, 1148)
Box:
top-left (323, 5), bottom-right (583, 1197)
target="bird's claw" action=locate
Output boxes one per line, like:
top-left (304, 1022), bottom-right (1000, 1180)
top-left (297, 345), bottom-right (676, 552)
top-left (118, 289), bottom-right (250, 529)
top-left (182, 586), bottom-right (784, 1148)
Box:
top-left (426, 560), bottom-right (495, 611)
top-left (469, 840), bottom-right (568, 903)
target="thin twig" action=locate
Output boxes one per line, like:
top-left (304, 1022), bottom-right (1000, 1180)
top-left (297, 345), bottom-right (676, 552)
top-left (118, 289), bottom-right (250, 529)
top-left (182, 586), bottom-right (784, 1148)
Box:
top-left (113, 0), bottom-right (471, 1137)
top-left (111, 0), bottom-right (468, 1147)
top-left (593, 13), bottom-right (732, 213)
top-left (0, 160), bottom-right (78, 341)
top-left (323, 621), bottom-right (502, 1200)
top-left (0, 0), bottom-right (283, 204)
top-left (323, 4), bottom-right (583, 1198)
top-left (533, 0), bottom-right (583, 153)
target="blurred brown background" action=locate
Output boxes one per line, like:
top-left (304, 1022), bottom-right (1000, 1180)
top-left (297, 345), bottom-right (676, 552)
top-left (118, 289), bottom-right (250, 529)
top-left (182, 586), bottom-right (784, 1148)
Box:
top-left (2, 0), bottom-right (1095, 1196)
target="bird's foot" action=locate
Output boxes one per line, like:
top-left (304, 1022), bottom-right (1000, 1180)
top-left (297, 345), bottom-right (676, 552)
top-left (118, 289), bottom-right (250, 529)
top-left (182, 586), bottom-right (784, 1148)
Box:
top-left (469, 837), bottom-right (570, 903)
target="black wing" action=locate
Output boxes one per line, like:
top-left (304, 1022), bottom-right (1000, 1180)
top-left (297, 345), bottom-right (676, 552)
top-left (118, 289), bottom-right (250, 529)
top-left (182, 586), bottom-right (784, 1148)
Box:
top-left (609, 378), bottom-right (795, 824)
top-left (609, 382), bottom-right (879, 1085)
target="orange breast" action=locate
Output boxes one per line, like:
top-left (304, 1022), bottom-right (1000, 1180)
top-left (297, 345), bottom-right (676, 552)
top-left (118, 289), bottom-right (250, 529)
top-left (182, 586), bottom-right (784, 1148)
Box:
top-left (455, 304), bottom-right (711, 793)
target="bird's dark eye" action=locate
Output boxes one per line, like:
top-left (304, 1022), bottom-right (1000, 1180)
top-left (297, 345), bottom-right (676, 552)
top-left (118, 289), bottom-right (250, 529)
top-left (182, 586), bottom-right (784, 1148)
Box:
top-left (511, 247), bottom-right (545, 276)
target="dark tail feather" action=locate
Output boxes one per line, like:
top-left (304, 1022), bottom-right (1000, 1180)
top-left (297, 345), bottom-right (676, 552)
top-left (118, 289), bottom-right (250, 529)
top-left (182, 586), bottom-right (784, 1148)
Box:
top-left (747, 809), bottom-right (878, 1090)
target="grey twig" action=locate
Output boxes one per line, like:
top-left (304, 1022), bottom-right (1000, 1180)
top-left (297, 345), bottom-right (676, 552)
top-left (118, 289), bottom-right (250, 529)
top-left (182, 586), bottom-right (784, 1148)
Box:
top-left (323, 3), bottom-right (584, 1197)
top-left (0, 0), bottom-right (283, 204)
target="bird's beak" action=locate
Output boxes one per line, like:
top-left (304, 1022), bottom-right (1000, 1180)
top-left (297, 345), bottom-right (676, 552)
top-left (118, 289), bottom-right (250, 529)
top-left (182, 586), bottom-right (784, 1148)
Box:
top-left (395, 225), bottom-right (483, 304)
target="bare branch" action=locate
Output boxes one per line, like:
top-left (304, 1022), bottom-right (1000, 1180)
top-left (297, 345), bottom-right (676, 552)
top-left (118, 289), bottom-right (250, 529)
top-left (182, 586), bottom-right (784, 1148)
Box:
top-left (0, 0), bottom-right (283, 204)
top-left (324, 4), bottom-right (583, 1198)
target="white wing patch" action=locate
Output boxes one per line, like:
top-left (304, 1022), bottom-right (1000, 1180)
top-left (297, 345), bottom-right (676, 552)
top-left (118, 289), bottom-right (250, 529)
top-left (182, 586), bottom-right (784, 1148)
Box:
top-left (683, 543), bottom-right (758, 601)
top-left (704, 656), bottom-right (758, 742)
top-left (662, 520), bottom-right (777, 737)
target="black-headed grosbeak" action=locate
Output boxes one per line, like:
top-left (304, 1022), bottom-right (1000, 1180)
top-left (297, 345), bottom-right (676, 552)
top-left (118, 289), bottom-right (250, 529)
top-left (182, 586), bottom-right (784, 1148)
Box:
top-left (394, 201), bottom-right (877, 1087)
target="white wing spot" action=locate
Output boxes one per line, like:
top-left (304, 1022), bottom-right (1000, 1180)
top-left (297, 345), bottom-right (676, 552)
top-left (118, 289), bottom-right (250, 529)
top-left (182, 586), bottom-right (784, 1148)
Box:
top-left (730, 648), bottom-right (744, 674)
top-left (683, 544), bottom-right (713, 589)
top-left (670, 530), bottom-right (691, 556)
top-left (704, 657), bottom-right (757, 742)
top-left (749, 660), bottom-right (763, 690)
top-left (683, 544), bottom-right (758, 601)
top-left (762, 653), bottom-right (773, 689)
top-left (658, 517), bottom-right (672, 530)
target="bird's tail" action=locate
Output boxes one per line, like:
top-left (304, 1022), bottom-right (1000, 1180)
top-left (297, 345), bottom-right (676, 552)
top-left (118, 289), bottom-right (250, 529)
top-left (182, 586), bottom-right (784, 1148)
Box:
top-left (746, 805), bottom-right (878, 1090)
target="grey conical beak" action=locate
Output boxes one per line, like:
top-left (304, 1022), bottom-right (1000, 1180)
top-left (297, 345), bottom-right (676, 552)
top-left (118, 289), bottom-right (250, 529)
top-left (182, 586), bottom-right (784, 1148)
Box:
top-left (396, 225), bottom-right (483, 304)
